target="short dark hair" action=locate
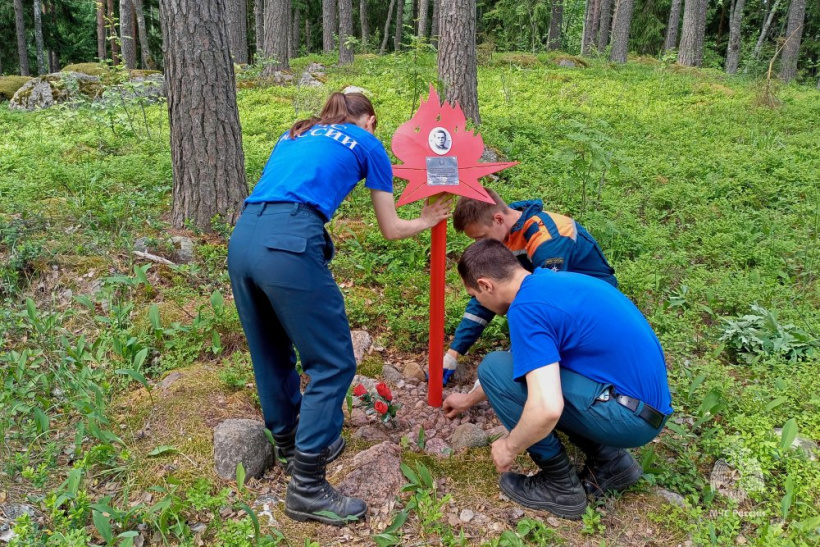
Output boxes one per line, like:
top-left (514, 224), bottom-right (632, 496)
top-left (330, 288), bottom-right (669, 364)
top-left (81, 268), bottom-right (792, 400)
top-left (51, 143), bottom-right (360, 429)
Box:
top-left (458, 239), bottom-right (521, 289)
top-left (452, 188), bottom-right (508, 232)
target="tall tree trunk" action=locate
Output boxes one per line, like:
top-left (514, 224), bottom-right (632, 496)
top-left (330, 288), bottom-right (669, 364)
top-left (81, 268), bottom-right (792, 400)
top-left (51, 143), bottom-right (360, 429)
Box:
top-left (224, 0), bottom-right (249, 63)
top-left (581, 0), bottom-right (601, 54)
top-left (431, 0), bottom-right (440, 45)
top-left (596, 0), bottom-right (612, 53)
top-left (14, 0), bottom-right (30, 76)
top-left (753, 0), bottom-right (780, 58)
top-left (677, 0), bottom-right (701, 65)
top-left (779, 0), bottom-right (806, 82)
top-left (47, 2), bottom-right (58, 71)
top-left (609, 0), bottom-right (634, 63)
top-left (292, 6), bottom-right (301, 58)
top-left (724, 0), bottom-right (745, 73)
top-left (49, 49), bottom-right (59, 72)
top-left (134, 0), bottom-right (154, 68)
top-left (339, 0), bottom-right (354, 64)
top-left (380, 0), bottom-right (396, 54)
top-left (263, 0), bottom-right (289, 71)
top-left (693, 0), bottom-right (708, 65)
top-left (394, 0), bottom-right (404, 51)
top-left (97, 1), bottom-right (107, 61)
top-left (418, 0), bottom-right (429, 38)
top-left (547, 0), bottom-right (563, 51)
top-left (323, 0), bottom-right (336, 52)
top-left (254, 0), bottom-right (264, 60)
top-left (160, 0), bottom-right (248, 230)
top-left (305, 17), bottom-right (310, 51)
top-left (663, 0), bottom-right (682, 52)
top-left (121, 0), bottom-right (138, 68)
top-left (360, 0), bottom-right (369, 49)
top-left (33, 0), bottom-right (45, 74)
top-left (107, 0), bottom-right (120, 65)
top-left (438, 0), bottom-right (480, 124)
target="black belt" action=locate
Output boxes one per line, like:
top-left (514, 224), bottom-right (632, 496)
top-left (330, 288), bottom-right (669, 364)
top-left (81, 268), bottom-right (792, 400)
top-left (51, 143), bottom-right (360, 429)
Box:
top-left (242, 201), bottom-right (327, 222)
top-left (613, 393), bottom-right (667, 429)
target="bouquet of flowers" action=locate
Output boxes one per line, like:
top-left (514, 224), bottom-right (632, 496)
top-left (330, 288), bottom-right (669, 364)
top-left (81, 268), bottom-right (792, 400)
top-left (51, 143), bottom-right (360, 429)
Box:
top-left (352, 382), bottom-right (400, 425)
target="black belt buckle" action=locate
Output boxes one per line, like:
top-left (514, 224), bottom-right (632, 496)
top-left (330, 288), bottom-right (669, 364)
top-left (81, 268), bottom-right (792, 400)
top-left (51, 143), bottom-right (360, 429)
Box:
top-left (614, 393), bottom-right (666, 429)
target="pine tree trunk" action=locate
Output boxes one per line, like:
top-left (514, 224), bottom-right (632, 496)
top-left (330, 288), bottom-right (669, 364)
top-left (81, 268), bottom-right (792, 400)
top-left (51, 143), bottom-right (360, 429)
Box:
top-left (33, 0), bottom-right (45, 74)
top-left (292, 6), bottom-right (301, 58)
top-left (160, 0), bottom-right (248, 230)
top-left (360, 0), bottom-right (369, 49)
top-left (779, 0), bottom-right (806, 82)
top-left (753, 0), bottom-right (780, 58)
top-left (107, 0), bottom-right (120, 64)
top-left (380, 0), bottom-right (396, 54)
top-left (596, 0), bottom-right (612, 53)
top-left (14, 0), bottom-right (30, 76)
top-left (418, 0), bottom-right (429, 38)
top-left (134, 0), bottom-right (154, 68)
top-left (339, 0), bottom-right (354, 64)
top-left (663, 0), bottom-right (682, 52)
top-left (438, 0), bottom-right (480, 124)
top-left (97, 1), bottom-right (107, 61)
top-left (724, 0), bottom-right (744, 73)
top-left (609, 0), bottom-right (633, 63)
top-left (547, 0), bottom-right (563, 51)
top-left (323, 0), bottom-right (336, 52)
top-left (581, 0), bottom-right (593, 54)
top-left (263, 0), bottom-right (289, 71)
top-left (121, 0), bottom-right (138, 69)
top-left (394, 0), bottom-right (404, 51)
top-left (693, 0), bottom-right (708, 65)
top-left (431, 0), bottom-right (440, 45)
top-left (677, 0), bottom-right (700, 65)
top-left (224, 0), bottom-right (248, 63)
top-left (582, 0), bottom-right (601, 54)
top-left (254, 0), bottom-right (264, 60)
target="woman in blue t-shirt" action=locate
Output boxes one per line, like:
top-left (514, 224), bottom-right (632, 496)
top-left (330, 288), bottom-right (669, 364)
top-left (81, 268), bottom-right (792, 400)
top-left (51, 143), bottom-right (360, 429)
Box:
top-left (227, 92), bottom-right (450, 526)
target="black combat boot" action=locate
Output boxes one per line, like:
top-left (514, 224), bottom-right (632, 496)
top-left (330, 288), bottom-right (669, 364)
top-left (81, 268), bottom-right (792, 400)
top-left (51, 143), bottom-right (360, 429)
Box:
top-left (271, 425), bottom-right (345, 475)
top-left (285, 448), bottom-right (367, 526)
top-left (580, 445), bottom-right (643, 497)
top-left (498, 450), bottom-right (588, 520)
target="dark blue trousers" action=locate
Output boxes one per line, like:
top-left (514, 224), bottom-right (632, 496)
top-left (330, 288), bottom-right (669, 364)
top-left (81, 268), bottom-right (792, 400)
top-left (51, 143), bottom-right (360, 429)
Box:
top-left (227, 202), bottom-right (355, 453)
top-left (478, 351), bottom-right (666, 460)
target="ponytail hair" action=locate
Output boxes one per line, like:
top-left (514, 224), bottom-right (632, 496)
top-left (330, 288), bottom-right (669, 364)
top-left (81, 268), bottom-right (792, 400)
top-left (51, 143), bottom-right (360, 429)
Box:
top-left (289, 91), bottom-right (377, 138)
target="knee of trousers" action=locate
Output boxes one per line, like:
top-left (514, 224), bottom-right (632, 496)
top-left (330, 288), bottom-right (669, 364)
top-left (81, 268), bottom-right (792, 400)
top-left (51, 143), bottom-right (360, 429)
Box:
top-left (477, 351), bottom-right (514, 389)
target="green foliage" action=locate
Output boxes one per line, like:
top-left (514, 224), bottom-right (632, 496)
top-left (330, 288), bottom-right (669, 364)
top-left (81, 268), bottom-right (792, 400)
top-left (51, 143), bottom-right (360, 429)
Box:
top-left (720, 304), bottom-right (818, 364)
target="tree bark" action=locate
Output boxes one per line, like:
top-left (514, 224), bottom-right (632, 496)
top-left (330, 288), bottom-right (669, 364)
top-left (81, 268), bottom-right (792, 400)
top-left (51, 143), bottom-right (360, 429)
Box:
top-left (134, 0), bottom-right (154, 68)
top-left (431, 0), bottom-right (440, 45)
top-left (339, 0), bottom-right (354, 64)
top-left (547, 0), bottom-right (563, 51)
top-left (581, 0), bottom-right (601, 54)
top-left (677, 0), bottom-right (701, 65)
top-left (380, 0), bottom-right (396, 54)
top-left (609, 0), bottom-right (634, 63)
top-left (254, 0), bottom-right (264, 60)
top-left (779, 0), bottom-right (806, 82)
top-left (323, 0), bottom-right (336, 52)
top-left (438, 0), bottom-right (480, 124)
top-left (121, 0), bottom-right (138, 69)
top-left (33, 0), bottom-right (45, 74)
top-left (107, 0), bottom-right (120, 65)
top-left (596, 0), bottom-right (612, 53)
top-left (418, 0), bottom-right (429, 38)
top-left (360, 0), bottom-right (369, 49)
top-left (693, 0), bottom-right (708, 65)
top-left (724, 0), bottom-right (744, 73)
top-left (160, 0), bottom-right (248, 230)
top-left (97, 1), bottom-right (107, 61)
top-left (49, 50), bottom-right (59, 73)
top-left (263, 0), bottom-right (289, 71)
top-left (394, 0), bottom-right (404, 51)
top-left (663, 0), bottom-right (682, 52)
top-left (14, 0), bottom-right (30, 76)
top-left (292, 6), bottom-right (301, 58)
top-left (224, 0), bottom-right (248, 63)
top-left (753, 0), bottom-right (781, 58)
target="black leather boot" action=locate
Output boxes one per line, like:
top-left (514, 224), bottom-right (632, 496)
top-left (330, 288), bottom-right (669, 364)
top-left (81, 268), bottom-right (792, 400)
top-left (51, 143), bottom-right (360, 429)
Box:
top-left (499, 450), bottom-right (587, 520)
top-left (580, 445), bottom-right (643, 497)
top-left (271, 426), bottom-right (345, 475)
top-left (285, 448), bottom-right (367, 526)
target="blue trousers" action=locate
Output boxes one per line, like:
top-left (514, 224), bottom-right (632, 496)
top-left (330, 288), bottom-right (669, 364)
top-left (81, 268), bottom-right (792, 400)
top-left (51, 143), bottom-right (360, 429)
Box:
top-left (478, 351), bottom-right (666, 460)
top-left (227, 202), bottom-right (354, 453)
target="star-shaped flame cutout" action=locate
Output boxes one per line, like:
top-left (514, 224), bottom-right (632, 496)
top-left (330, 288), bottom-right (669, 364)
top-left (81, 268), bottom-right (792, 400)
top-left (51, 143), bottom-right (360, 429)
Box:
top-left (392, 85), bottom-right (517, 207)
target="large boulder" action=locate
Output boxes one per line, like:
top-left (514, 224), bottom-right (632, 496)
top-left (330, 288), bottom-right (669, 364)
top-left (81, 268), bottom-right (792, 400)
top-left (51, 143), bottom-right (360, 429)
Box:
top-left (0, 76), bottom-right (33, 102)
top-left (213, 419), bottom-right (274, 481)
top-left (9, 72), bottom-right (102, 111)
top-left (337, 441), bottom-right (404, 507)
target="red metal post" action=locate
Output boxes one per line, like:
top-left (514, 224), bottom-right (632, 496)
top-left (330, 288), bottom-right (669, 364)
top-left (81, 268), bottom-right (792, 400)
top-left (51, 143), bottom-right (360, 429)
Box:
top-left (427, 218), bottom-right (446, 407)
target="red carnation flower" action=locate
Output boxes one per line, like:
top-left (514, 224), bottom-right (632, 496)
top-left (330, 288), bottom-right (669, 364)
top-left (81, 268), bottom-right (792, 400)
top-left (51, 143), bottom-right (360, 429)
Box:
top-left (376, 382), bottom-right (392, 401)
top-left (353, 384), bottom-right (367, 397)
top-left (374, 400), bottom-right (389, 415)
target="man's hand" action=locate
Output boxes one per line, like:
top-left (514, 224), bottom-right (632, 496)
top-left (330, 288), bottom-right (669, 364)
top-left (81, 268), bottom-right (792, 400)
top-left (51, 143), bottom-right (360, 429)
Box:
top-left (491, 436), bottom-right (517, 473)
top-left (443, 392), bottom-right (476, 418)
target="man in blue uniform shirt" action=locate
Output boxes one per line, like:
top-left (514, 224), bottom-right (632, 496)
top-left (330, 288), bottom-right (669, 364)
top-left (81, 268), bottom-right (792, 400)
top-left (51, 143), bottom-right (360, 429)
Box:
top-left (445, 239), bottom-right (672, 519)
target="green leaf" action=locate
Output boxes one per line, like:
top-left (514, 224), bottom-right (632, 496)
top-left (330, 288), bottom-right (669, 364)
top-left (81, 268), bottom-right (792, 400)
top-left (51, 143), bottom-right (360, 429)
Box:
top-left (67, 467), bottom-right (83, 497)
top-left (210, 290), bottom-right (224, 310)
top-left (134, 264), bottom-right (151, 285)
top-left (417, 462), bottom-right (434, 489)
top-left (237, 502), bottom-right (259, 539)
top-left (236, 462), bottom-right (246, 487)
top-left (400, 462), bottom-right (419, 486)
top-left (383, 510), bottom-right (408, 534)
top-left (132, 347), bottom-right (148, 371)
top-left (25, 298), bottom-right (37, 322)
top-left (148, 304), bottom-right (161, 330)
top-left (765, 396), bottom-right (788, 411)
top-left (93, 509), bottom-right (114, 544)
top-left (147, 445), bottom-right (179, 457)
top-left (32, 406), bottom-right (49, 434)
top-left (665, 421), bottom-right (688, 436)
top-left (115, 368), bottom-right (149, 391)
top-left (780, 419), bottom-right (798, 451)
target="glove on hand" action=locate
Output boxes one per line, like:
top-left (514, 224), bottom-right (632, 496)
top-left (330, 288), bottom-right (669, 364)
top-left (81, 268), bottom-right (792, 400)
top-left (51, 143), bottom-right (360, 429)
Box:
top-left (442, 352), bottom-right (458, 386)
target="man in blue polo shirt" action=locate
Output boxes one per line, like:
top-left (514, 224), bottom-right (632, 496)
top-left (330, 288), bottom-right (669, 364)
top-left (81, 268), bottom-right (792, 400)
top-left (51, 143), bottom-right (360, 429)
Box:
top-left (445, 239), bottom-right (672, 519)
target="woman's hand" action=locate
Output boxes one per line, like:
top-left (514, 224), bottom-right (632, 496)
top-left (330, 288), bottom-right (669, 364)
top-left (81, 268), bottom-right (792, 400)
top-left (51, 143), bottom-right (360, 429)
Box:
top-left (371, 190), bottom-right (453, 240)
top-left (420, 196), bottom-right (453, 229)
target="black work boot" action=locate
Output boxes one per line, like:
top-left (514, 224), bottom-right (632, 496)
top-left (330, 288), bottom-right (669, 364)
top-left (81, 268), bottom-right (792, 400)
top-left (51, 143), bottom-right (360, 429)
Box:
top-left (499, 450), bottom-right (587, 520)
top-left (580, 445), bottom-right (643, 497)
top-left (285, 448), bottom-right (367, 526)
top-left (271, 426), bottom-right (345, 475)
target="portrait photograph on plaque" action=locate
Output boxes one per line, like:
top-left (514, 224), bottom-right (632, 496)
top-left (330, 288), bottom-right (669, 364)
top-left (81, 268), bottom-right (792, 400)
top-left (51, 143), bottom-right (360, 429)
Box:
top-left (426, 156), bottom-right (459, 186)
top-left (428, 127), bottom-right (452, 155)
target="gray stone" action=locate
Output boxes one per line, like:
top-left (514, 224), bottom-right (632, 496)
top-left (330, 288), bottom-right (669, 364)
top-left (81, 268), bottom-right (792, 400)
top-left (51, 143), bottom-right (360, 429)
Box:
top-left (774, 428), bottom-right (817, 461)
top-left (298, 71), bottom-right (323, 87)
top-left (170, 236), bottom-right (195, 264)
top-left (337, 441), bottom-right (403, 506)
top-left (352, 426), bottom-right (388, 442)
top-left (451, 364), bottom-right (472, 385)
top-left (351, 375), bottom-right (377, 392)
top-left (381, 364), bottom-right (403, 385)
top-left (424, 437), bottom-right (451, 458)
top-left (655, 488), bottom-right (686, 507)
top-left (342, 85), bottom-right (369, 95)
top-left (102, 74), bottom-right (165, 105)
top-left (350, 330), bottom-right (372, 364)
top-left (213, 419), bottom-right (273, 481)
top-left (0, 504), bottom-right (37, 521)
top-left (403, 361), bottom-right (426, 383)
top-left (459, 508), bottom-right (475, 522)
top-left (557, 59), bottom-right (578, 68)
top-left (480, 147), bottom-right (500, 163)
top-left (134, 237), bottom-right (150, 253)
top-left (451, 423), bottom-right (489, 451)
top-left (9, 72), bottom-right (101, 111)
top-left (159, 371), bottom-right (183, 391)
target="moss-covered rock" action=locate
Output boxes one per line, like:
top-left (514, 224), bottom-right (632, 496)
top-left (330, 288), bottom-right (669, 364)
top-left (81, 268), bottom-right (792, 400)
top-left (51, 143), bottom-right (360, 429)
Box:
top-left (61, 62), bottom-right (110, 77)
top-left (0, 76), bottom-right (33, 101)
top-left (9, 72), bottom-right (102, 111)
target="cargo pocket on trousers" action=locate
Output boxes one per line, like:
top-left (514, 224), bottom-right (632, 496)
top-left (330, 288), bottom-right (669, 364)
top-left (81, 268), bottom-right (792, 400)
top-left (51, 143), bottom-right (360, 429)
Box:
top-left (322, 228), bottom-right (335, 264)
top-left (263, 234), bottom-right (307, 254)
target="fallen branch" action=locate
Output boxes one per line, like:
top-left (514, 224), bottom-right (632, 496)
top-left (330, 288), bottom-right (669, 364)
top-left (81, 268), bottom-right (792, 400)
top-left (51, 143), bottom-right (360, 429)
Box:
top-left (132, 250), bottom-right (176, 266)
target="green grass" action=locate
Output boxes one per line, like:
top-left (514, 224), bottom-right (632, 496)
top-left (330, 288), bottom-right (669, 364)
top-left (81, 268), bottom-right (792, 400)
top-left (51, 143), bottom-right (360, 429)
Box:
top-left (1, 52), bottom-right (819, 545)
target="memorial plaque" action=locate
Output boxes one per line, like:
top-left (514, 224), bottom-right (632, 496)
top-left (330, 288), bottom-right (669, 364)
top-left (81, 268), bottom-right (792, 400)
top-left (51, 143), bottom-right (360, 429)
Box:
top-left (426, 157), bottom-right (459, 186)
